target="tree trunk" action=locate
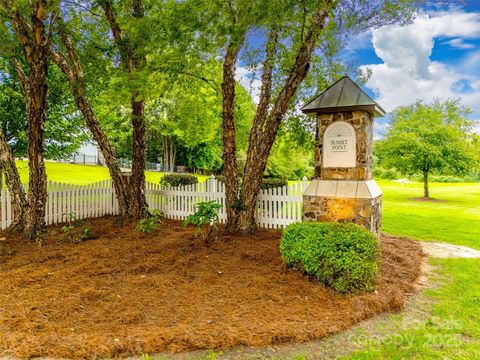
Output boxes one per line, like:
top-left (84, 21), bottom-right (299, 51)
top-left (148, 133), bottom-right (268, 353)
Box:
top-left (237, 30), bottom-right (278, 233)
top-left (130, 98), bottom-right (148, 218)
top-left (423, 169), bottom-right (429, 198)
top-left (24, 73), bottom-right (48, 238)
top-left (162, 135), bottom-right (176, 172)
top-left (10, 1), bottom-right (50, 238)
top-left (0, 129), bottom-right (27, 231)
top-left (222, 37), bottom-right (245, 232)
top-left (235, 6), bottom-right (331, 233)
top-left (48, 21), bottom-right (132, 217)
top-left (129, 0), bottom-right (148, 219)
top-left (170, 140), bottom-right (176, 172)
top-left (72, 87), bottom-right (132, 216)
top-left (102, 0), bottom-right (148, 219)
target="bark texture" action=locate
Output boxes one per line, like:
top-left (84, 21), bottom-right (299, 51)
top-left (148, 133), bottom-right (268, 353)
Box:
top-left (102, 0), bottom-right (148, 219)
top-left (11, 1), bottom-right (50, 237)
top-left (222, 4), bottom-right (332, 233)
top-left (130, 98), bottom-right (147, 218)
top-left (221, 37), bottom-right (245, 232)
top-left (49, 17), bottom-right (131, 216)
top-left (423, 168), bottom-right (429, 198)
top-left (162, 135), bottom-right (176, 172)
top-left (0, 129), bottom-right (27, 231)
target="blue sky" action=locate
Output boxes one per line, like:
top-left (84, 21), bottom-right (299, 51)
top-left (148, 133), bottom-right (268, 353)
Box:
top-left (344, 1), bottom-right (480, 138)
top-left (237, 1), bottom-right (480, 139)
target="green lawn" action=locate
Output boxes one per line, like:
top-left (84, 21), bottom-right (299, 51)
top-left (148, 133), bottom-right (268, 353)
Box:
top-left (344, 259), bottom-right (480, 360)
top-left (378, 180), bottom-right (480, 249)
top-left (12, 160), bottom-right (209, 185)
top-left (342, 181), bottom-right (480, 360)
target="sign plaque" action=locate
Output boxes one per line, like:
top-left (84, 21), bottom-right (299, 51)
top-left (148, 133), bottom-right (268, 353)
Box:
top-left (323, 121), bottom-right (356, 168)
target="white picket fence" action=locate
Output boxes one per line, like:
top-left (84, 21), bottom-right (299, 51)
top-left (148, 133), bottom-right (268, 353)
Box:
top-left (0, 177), bottom-right (308, 230)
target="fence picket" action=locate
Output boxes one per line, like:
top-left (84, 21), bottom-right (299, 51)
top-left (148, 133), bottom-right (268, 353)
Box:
top-left (1, 189), bottom-right (5, 230)
top-left (0, 179), bottom-right (308, 230)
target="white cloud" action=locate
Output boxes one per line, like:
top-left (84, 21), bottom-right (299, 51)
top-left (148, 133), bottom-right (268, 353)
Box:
top-left (235, 66), bottom-right (261, 104)
top-left (345, 31), bottom-right (372, 52)
top-left (459, 50), bottom-right (480, 74)
top-left (373, 121), bottom-right (390, 140)
top-left (472, 120), bottom-right (480, 135)
top-left (360, 10), bottom-right (480, 114)
top-left (444, 38), bottom-right (475, 49)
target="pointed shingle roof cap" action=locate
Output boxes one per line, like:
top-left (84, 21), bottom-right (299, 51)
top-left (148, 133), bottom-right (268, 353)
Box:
top-left (301, 76), bottom-right (386, 117)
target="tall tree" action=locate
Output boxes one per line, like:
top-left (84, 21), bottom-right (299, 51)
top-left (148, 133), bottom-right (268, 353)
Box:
top-left (145, 63), bottom-right (254, 173)
top-left (48, 13), bottom-right (132, 216)
top-left (101, 0), bottom-right (148, 219)
top-left (376, 100), bottom-right (477, 198)
top-left (0, 129), bottom-right (27, 231)
top-left (206, 0), bottom-right (418, 232)
top-left (0, 0), bottom-right (53, 237)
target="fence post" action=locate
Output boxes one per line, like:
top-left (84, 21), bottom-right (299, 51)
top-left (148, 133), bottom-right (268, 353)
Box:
top-left (1, 188), bottom-right (5, 230)
top-left (302, 176), bottom-right (308, 193)
top-left (210, 174), bottom-right (216, 202)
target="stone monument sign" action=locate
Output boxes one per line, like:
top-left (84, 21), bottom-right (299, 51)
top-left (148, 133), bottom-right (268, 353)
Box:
top-left (323, 121), bottom-right (356, 168)
top-left (300, 76), bottom-right (385, 237)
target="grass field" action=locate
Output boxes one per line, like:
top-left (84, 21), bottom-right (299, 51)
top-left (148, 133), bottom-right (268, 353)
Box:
top-left (378, 180), bottom-right (480, 249)
top-left (343, 181), bottom-right (480, 360)
top-left (343, 258), bottom-right (480, 359)
top-left (12, 160), bottom-right (209, 185)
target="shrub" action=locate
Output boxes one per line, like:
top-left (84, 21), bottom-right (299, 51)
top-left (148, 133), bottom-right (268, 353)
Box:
top-left (137, 209), bottom-right (163, 234)
top-left (214, 176), bottom-right (288, 190)
top-left (215, 175), bottom-right (225, 183)
top-left (373, 166), bottom-right (401, 180)
top-left (61, 212), bottom-right (93, 244)
top-left (260, 178), bottom-right (288, 190)
top-left (280, 222), bottom-right (380, 294)
top-left (160, 174), bottom-right (198, 187)
top-left (183, 200), bottom-right (222, 242)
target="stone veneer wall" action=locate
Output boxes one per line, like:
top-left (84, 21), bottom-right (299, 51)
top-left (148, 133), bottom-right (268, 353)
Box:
top-left (315, 111), bottom-right (373, 180)
top-left (303, 195), bottom-right (382, 237)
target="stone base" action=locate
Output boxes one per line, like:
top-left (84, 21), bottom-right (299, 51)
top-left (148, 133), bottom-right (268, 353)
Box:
top-left (303, 194), bottom-right (382, 238)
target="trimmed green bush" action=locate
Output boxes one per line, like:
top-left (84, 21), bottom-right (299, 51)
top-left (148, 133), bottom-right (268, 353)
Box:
top-left (214, 176), bottom-right (288, 190)
top-left (280, 222), bottom-right (380, 294)
top-left (260, 178), bottom-right (288, 190)
top-left (215, 175), bottom-right (225, 183)
top-left (160, 174), bottom-right (198, 187)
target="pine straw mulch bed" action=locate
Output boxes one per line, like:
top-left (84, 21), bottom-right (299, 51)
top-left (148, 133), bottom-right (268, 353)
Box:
top-left (0, 217), bottom-right (424, 359)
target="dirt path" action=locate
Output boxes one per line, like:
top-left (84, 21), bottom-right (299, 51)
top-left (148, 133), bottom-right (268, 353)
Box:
top-left (419, 241), bottom-right (480, 258)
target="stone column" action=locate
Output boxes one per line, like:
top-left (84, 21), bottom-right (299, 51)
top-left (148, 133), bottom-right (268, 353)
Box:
top-left (303, 110), bottom-right (382, 237)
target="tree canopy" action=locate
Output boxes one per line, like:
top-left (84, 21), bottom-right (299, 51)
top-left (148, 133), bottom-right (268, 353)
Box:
top-left (375, 99), bottom-right (477, 198)
top-left (0, 0), bottom-right (424, 236)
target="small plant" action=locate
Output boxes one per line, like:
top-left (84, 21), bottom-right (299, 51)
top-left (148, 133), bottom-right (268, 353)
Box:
top-left (199, 350), bottom-right (223, 360)
top-left (61, 212), bottom-right (93, 243)
top-left (137, 208), bottom-right (163, 234)
top-left (183, 200), bottom-right (222, 242)
top-left (280, 222), bottom-right (380, 294)
top-left (160, 174), bottom-right (198, 187)
top-left (35, 231), bottom-right (48, 247)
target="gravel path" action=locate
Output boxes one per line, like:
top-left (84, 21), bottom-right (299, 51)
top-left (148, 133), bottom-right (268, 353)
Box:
top-left (420, 241), bottom-right (480, 258)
